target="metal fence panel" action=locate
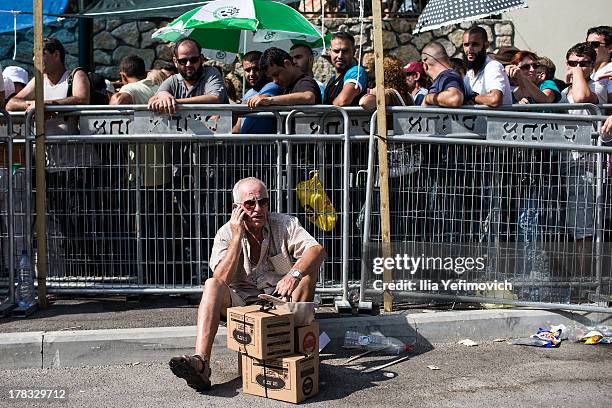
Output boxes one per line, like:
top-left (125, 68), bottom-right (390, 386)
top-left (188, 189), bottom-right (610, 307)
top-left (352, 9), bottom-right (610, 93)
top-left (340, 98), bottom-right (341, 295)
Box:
top-left (361, 107), bottom-right (612, 312)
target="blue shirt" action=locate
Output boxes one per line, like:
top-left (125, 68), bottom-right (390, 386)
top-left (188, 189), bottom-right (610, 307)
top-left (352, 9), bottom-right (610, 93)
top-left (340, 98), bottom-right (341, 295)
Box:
top-left (342, 65), bottom-right (368, 92)
top-left (240, 82), bottom-right (284, 134)
top-left (539, 79), bottom-right (561, 103)
top-left (428, 69), bottom-right (465, 97)
top-left (323, 64), bottom-right (368, 105)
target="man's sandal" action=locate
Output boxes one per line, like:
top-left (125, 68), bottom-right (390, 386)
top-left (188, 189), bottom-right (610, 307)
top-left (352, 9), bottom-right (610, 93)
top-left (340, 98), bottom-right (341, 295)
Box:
top-left (169, 354), bottom-right (212, 391)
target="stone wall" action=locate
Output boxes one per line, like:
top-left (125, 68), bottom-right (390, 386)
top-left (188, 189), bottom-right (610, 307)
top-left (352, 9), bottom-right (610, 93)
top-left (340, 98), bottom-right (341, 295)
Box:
top-left (0, 17), bottom-right (514, 94)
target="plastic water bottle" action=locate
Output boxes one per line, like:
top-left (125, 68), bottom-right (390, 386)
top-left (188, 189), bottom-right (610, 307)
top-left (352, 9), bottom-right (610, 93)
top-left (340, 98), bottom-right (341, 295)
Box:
top-left (344, 331), bottom-right (411, 354)
top-left (516, 197), bottom-right (549, 302)
top-left (16, 250), bottom-right (36, 308)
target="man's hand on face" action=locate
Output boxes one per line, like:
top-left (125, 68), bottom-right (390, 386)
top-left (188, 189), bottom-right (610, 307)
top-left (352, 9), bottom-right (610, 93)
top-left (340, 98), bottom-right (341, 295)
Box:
top-left (149, 91), bottom-right (177, 114)
top-left (247, 94), bottom-right (272, 109)
top-left (566, 67), bottom-right (583, 84)
top-left (229, 205), bottom-right (246, 239)
top-left (275, 272), bottom-right (300, 299)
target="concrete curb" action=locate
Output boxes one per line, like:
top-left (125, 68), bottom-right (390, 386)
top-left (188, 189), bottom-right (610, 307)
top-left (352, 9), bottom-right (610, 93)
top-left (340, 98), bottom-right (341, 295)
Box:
top-left (0, 309), bottom-right (608, 369)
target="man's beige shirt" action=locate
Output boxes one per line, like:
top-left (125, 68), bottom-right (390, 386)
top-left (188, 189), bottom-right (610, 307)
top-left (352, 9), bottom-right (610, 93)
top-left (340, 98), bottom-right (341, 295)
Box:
top-left (209, 213), bottom-right (320, 292)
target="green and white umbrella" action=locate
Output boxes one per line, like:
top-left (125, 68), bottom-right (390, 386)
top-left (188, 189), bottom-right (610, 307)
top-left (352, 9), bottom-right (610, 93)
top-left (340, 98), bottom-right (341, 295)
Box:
top-left (152, 0), bottom-right (327, 63)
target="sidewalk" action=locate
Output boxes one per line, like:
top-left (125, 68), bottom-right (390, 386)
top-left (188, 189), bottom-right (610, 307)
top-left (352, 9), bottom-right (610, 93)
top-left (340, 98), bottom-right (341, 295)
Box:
top-left (0, 297), bottom-right (609, 369)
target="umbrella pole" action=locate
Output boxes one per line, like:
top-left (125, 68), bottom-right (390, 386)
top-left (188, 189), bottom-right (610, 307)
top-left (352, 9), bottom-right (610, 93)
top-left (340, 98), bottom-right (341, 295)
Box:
top-left (33, 0), bottom-right (48, 308)
top-left (241, 31), bottom-right (247, 96)
top-left (371, 0), bottom-right (392, 312)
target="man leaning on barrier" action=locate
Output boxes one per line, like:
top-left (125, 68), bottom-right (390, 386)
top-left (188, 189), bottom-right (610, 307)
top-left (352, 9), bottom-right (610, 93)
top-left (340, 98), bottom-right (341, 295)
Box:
top-left (323, 32), bottom-right (367, 106)
top-left (7, 37), bottom-right (100, 277)
top-left (559, 42), bottom-right (608, 253)
top-left (247, 47), bottom-right (322, 108)
top-left (148, 37), bottom-right (228, 114)
top-left (420, 41), bottom-right (465, 108)
top-left (462, 26), bottom-right (512, 107)
top-left (168, 177), bottom-right (326, 391)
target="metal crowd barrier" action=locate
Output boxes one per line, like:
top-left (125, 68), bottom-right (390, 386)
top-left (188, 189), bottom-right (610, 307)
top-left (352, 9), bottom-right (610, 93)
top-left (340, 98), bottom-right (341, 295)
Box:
top-left (9, 103), bottom-right (612, 315)
top-left (361, 105), bottom-right (612, 313)
top-left (21, 105), bottom-right (357, 304)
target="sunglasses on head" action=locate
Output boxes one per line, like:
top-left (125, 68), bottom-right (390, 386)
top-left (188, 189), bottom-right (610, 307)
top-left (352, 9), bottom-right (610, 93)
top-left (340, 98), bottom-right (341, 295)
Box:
top-left (567, 60), bottom-right (592, 67)
top-left (235, 197), bottom-right (270, 210)
top-left (176, 56), bottom-right (200, 65)
top-left (588, 41), bottom-right (607, 48)
top-left (520, 63), bottom-right (540, 71)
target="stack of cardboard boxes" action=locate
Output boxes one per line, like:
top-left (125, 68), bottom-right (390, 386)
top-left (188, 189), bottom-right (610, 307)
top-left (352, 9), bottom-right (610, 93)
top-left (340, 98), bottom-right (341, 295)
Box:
top-left (226, 304), bottom-right (320, 404)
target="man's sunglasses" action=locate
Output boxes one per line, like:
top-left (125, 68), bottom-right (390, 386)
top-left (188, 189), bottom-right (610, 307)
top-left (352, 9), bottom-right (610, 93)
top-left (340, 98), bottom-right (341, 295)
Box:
top-left (176, 56), bottom-right (200, 65)
top-left (567, 60), bottom-right (593, 67)
top-left (235, 197), bottom-right (270, 210)
top-left (520, 63), bottom-right (540, 71)
top-left (588, 41), bottom-right (608, 49)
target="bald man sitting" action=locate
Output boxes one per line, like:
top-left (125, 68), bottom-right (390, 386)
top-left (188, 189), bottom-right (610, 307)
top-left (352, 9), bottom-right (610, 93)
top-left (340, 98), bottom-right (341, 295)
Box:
top-left (169, 177), bottom-right (326, 391)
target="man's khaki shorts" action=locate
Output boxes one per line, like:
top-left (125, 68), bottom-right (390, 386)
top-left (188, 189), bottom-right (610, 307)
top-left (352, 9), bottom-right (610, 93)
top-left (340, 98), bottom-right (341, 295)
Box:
top-left (228, 285), bottom-right (265, 307)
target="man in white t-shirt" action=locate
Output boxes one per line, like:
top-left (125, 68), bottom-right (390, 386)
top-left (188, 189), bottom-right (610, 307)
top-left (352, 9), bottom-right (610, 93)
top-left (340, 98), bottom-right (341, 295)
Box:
top-left (586, 25), bottom-right (612, 103)
top-left (462, 26), bottom-right (512, 107)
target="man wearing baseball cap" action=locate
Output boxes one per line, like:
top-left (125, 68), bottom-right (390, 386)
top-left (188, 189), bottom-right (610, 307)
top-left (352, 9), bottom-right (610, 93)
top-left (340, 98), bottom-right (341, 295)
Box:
top-left (2, 66), bottom-right (28, 101)
top-left (403, 61), bottom-right (429, 105)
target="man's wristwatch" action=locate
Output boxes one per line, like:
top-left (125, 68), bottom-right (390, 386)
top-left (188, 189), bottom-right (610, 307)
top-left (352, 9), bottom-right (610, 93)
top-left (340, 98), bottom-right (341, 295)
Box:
top-left (289, 269), bottom-right (303, 281)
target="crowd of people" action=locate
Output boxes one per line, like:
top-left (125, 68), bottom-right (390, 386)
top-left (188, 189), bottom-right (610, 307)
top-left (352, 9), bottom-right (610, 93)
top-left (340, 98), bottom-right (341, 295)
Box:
top-left (0, 25), bottom-right (611, 278)
top-left (0, 25), bottom-right (610, 128)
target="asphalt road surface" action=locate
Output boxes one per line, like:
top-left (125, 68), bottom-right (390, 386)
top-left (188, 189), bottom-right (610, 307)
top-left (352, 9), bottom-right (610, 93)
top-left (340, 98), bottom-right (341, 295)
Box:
top-left (1, 341), bottom-right (610, 408)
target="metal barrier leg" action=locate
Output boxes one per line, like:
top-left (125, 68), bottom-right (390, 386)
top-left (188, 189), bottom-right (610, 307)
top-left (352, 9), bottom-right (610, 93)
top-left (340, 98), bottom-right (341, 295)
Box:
top-left (356, 113), bottom-right (379, 313)
top-left (336, 110), bottom-right (352, 312)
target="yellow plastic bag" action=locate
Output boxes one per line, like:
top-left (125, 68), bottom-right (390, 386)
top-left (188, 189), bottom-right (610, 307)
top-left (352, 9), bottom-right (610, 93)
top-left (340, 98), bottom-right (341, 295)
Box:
top-left (296, 171), bottom-right (338, 231)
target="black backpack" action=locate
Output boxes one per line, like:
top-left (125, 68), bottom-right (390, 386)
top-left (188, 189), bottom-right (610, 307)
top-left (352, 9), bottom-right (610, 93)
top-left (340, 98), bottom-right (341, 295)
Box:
top-left (67, 67), bottom-right (110, 105)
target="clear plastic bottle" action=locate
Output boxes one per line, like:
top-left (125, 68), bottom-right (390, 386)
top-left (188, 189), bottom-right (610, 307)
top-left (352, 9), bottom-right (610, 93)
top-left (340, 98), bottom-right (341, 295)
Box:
top-left (16, 250), bottom-right (36, 308)
top-left (344, 331), bottom-right (411, 354)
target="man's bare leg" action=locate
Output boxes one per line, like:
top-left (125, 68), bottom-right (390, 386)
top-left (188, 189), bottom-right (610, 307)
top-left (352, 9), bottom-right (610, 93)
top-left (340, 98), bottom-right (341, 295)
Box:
top-left (195, 277), bottom-right (232, 358)
top-left (169, 277), bottom-right (232, 390)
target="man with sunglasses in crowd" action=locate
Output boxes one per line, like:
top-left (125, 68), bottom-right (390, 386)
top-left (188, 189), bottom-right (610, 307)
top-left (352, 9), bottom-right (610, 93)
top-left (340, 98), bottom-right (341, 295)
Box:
top-left (149, 38), bottom-right (228, 113)
top-left (586, 26), bottom-right (612, 103)
top-left (169, 177), bottom-right (325, 391)
top-left (561, 42), bottom-right (608, 106)
top-left (559, 42), bottom-right (608, 264)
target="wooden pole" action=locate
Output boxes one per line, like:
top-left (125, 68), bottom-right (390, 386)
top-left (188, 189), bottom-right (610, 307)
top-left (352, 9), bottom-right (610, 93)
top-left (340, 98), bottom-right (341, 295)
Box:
top-left (370, 0), bottom-right (393, 312)
top-left (33, 0), bottom-right (48, 308)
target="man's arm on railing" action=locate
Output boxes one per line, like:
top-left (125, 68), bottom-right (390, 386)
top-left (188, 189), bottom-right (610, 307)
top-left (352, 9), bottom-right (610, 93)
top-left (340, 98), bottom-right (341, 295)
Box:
top-left (247, 91), bottom-right (316, 108)
top-left (332, 83), bottom-right (362, 106)
top-left (474, 89), bottom-right (503, 108)
top-left (423, 87), bottom-right (464, 108)
top-left (176, 94), bottom-right (222, 105)
top-left (6, 78), bottom-right (36, 111)
top-left (109, 92), bottom-right (134, 105)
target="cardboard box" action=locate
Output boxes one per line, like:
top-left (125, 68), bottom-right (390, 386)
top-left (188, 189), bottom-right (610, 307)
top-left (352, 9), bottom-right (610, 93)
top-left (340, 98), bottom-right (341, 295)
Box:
top-left (242, 353), bottom-right (319, 404)
top-left (227, 305), bottom-right (294, 360)
top-left (295, 321), bottom-right (319, 355)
